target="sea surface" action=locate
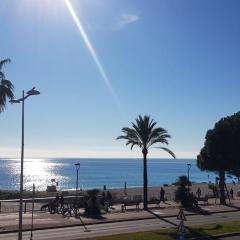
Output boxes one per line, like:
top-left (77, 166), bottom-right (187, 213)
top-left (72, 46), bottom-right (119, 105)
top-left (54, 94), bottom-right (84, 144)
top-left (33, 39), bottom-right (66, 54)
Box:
top-left (0, 158), bottom-right (228, 191)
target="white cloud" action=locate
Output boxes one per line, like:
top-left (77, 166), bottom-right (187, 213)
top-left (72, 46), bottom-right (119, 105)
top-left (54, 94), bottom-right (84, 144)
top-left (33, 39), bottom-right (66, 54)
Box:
top-left (115, 13), bottom-right (139, 29)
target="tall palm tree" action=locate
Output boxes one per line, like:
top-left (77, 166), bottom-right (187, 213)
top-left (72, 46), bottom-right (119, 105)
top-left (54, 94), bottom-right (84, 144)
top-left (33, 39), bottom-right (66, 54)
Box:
top-left (117, 115), bottom-right (175, 210)
top-left (0, 58), bottom-right (14, 113)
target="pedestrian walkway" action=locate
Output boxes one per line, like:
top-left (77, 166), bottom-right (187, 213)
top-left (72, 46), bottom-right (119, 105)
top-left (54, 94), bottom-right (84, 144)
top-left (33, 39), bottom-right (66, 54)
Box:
top-left (0, 199), bottom-right (240, 234)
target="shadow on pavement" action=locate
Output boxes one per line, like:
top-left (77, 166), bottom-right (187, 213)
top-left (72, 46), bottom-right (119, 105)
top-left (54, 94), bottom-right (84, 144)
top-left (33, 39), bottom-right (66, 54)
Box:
top-left (79, 213), bottom-right (106, 220)
top-left (144, 222), bottom-right (223, 240)
top-left (147, 209), bottom-right (178, 227)
top-left (185, 206), bottom-right (211, 215)
top-left (147, 208), bottom-right (224, 240)
top-left (226, 204), bottom-right (240, 211)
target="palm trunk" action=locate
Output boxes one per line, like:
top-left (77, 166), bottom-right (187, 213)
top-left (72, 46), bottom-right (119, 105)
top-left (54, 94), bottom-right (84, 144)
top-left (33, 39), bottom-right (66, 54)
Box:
top-left (219, 170), bottom-right (226, 205)
top-left (142, 149), bottom-right (148, 210)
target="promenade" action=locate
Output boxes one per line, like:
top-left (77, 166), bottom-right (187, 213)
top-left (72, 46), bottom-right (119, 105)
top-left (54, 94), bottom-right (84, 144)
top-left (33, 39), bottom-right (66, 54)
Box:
top-left (0, 198), bottom-right (240, 234)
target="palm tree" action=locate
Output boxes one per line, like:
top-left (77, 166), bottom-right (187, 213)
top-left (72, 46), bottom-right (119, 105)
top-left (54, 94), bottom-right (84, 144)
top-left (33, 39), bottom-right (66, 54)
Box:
top-left (0, 58), bottom-right (14, 113)
top-left (117, 115), bottom-right (175, 210)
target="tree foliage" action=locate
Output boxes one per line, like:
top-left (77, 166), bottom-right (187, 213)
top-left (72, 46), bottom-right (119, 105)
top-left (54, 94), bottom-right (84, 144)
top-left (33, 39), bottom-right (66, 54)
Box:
top-left (117, 115), bottom-right (175, 209)
top-left (0, 58), bottom-right (14, 113)
top-left (197, 112), bottom-right (240, 204)
top-left (174, 175), bottom-right (195, 208)
top-left (84, 189), bottom-right (101, 216)
top-left (197, 112), bottom-right (240, 173)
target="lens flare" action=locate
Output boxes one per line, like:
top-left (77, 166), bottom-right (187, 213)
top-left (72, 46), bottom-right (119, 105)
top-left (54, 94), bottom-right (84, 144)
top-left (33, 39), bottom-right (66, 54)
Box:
top-left (64, 0), bottom-right (122, 110)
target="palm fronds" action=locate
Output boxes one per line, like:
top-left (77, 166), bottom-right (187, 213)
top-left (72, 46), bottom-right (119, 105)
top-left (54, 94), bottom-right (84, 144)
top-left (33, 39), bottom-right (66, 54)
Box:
top-left (0, 58), bottom-right (14, 113)
top-left (117, 115), bottom-right (175, 157)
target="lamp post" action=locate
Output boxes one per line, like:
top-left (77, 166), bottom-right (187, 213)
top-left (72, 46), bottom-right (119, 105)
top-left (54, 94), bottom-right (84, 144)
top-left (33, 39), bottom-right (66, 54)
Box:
top-left (9, 87), bottom-right (40, 240)
top-left (74, 163), bottom-right (80, 196)
top-left (187, 163), bottom-right (191, 187)
top-left (30, 183), bottom-right (35, 240)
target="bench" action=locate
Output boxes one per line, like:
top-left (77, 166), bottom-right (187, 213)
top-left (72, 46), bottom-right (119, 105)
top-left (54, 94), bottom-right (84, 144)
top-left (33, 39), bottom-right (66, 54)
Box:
top-left (148, 198), bottom-right (160, 206)
top-left (121, 200), bottom-right (140, 211)
top-left (121, 195), bottom-right (142, 212)
top-left (197, 196), bottom-right (208, 205)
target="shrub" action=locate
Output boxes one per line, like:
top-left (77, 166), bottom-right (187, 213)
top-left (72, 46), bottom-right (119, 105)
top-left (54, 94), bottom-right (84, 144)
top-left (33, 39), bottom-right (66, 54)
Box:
top-left (174, 176), bottom-right (195, 208)
top-left (84, 189), bottom-right (101, 216)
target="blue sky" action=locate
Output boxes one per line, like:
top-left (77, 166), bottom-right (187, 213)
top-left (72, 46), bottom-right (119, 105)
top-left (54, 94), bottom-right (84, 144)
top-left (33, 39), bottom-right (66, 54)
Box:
top-left (1, 0), bottom-right (240, 159)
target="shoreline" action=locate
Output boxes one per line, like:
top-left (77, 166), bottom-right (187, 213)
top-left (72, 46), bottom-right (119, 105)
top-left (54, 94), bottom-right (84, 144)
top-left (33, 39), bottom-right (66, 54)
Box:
top-left (1, 182), bottom-right (239, 200)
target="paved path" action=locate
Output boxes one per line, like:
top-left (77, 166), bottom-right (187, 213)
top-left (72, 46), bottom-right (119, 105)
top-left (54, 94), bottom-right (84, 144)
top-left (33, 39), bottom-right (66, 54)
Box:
top-left (1, 211), bottom-right (240, 240)
top-left (1, 201), bottom-right (240, 233)
top-left (0, 200), bottom-right (240, 240)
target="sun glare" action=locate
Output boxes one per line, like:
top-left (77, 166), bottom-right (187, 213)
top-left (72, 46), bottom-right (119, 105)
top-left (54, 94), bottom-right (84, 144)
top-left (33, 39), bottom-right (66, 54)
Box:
top-left (64, 0), bottom-right (123, 112)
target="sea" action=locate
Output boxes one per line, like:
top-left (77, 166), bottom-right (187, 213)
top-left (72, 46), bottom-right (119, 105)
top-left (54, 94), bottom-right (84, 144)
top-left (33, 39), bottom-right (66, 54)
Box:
top-left (0, 158), bottom-right (231, 191)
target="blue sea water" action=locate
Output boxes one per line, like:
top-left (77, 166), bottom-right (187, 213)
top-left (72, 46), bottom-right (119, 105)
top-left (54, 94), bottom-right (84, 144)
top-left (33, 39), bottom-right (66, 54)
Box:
top-left (0, 158), bottom-right (223, 191)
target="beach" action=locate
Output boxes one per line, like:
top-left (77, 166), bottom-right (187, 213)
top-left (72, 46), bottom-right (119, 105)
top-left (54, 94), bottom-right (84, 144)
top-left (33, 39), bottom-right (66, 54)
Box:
top-left (106, 183), bottom-right (240, 201)
top-left (1, 182), bottom-right (239, 201)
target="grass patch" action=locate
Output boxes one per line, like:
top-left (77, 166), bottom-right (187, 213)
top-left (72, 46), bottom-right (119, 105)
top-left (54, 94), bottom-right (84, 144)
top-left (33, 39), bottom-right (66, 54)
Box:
top-left (78, 221), bottom-right (240, 240)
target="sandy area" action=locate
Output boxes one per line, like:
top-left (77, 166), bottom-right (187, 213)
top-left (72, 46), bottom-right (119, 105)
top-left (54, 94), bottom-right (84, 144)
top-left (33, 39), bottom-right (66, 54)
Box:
top-left (106, 183), bottom-right (240, 201)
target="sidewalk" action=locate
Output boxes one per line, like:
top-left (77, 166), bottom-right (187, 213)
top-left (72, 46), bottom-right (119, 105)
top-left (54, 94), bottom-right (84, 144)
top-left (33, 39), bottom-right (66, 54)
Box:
top-left (0, 200), bottom-right (240, 234)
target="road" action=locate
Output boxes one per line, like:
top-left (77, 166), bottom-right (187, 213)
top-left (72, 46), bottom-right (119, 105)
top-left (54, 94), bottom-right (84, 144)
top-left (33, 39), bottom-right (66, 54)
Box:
top-left (0, 211), bottom-right (240, 240)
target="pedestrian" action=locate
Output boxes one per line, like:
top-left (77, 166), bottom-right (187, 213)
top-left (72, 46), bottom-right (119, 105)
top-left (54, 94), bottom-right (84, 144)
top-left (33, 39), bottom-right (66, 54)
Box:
top-left (160, 187), bottom-right (165, 203)
top-left (106, 191), bottom-right (113, 207)
top-left (124, 181), bottom-right (127, 195)
top-left (101, 191), bottom-right (106, 205)
top-left (230, 188), bottom-right (234, 199)
top-left (213, 185), bottom-right (219, 204)
top-left (60, 193), bottom-right (64, 208)
top-left (190, 192), bottom-right (198, 207)
top-left (196, 187), bottom-right (201, 199)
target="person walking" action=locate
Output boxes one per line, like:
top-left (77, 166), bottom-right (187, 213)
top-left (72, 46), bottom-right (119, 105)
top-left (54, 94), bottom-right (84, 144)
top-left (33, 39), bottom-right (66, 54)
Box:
top-left (230, 188), bottom-right (234, 199)
top-left (196, 187), bottom-right (201, 199)
top-left (106, 191), bottom-right (113, 208)
top-left (160, 187), bottom-right (165, 203)
top-left (60, 193), bottom-right (64, 208)
top-left (213, 185), bottom-right (219, 204)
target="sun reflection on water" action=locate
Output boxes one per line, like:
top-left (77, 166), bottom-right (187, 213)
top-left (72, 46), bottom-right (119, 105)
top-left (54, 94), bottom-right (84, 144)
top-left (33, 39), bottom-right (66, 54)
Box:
top-left (11, 159), bottom-right (70, 191)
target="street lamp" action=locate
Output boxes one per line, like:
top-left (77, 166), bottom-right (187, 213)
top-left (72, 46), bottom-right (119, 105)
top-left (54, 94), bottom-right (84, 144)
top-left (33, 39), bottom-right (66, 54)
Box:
top-left (9, 87), bottom-right (40, 240)
top-left (187, 163), bottom-right (191, 187)
top-left (30, 183), bottom-right (35, 240)
top-left (75, 163), bottom-right (80, 196)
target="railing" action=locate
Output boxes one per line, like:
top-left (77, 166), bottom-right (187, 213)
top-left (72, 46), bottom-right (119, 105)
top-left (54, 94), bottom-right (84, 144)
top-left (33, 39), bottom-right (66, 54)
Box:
top-left (0, 195), bottom-right (84, 213)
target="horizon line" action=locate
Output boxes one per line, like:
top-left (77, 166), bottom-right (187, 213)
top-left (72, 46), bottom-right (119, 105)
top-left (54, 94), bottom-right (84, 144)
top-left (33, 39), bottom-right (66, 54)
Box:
top-left (0, 157), bottom-right (197, 160)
